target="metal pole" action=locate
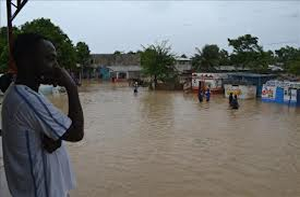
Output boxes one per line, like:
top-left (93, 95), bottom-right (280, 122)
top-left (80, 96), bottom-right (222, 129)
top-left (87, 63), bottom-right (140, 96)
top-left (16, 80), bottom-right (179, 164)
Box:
top-left (6, 0), bottom-right (28, 73)
top-left (6, 0), bottom-right (16, 73)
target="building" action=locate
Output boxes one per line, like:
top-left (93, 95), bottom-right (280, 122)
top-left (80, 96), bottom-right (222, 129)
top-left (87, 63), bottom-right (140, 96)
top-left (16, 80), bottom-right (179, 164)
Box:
top-left (192, 73), bottom-right (227, 93)
top-left (89, 54), bottom-right (193, 83)
top-left (225, 73), bottom-right (276, 97)
top-left (261, 80), bottom-right (300, 107)
top-left (90, 54), bottom-right (142, 81)
top-left (224, 83), bottom-right (257, 99)
top-left (174, 57), bottom-right (192, 73)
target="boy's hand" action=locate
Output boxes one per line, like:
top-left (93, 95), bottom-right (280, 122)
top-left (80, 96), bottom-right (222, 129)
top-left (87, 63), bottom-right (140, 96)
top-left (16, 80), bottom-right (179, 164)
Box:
top-left (43, 134), bottom-right (62, 153)
top-left (54, 67), bottom-right (76, 89)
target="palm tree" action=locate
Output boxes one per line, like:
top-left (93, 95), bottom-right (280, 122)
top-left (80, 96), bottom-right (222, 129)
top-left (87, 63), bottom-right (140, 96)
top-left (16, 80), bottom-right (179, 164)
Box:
top-left (192, 44), bottom-right (221, 72)
top-left (140, 41), bottom-right (177, 89)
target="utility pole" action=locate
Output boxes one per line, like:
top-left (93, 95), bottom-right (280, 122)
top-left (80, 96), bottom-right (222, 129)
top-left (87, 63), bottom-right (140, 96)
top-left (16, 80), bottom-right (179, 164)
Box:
top-left (6, 0), bottom-right (28, 73)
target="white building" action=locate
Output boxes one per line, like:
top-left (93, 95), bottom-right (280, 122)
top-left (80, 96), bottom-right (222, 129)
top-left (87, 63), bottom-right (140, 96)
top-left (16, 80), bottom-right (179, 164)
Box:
top-left (108, 65), bottom-right (142, 80)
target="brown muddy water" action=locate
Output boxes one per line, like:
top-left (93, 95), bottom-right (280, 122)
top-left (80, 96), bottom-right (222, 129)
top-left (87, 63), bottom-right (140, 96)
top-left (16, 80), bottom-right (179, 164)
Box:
top-left (3, 82), bottom-right (300, 197)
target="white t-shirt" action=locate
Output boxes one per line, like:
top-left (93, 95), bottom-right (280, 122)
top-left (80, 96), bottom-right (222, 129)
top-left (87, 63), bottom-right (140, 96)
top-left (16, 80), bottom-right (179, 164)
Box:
top-left (1, 84), bottom-right (76, 197)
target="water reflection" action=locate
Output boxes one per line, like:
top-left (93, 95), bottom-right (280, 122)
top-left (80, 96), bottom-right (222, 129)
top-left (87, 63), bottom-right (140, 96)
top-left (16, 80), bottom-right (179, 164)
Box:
top-left (49, 83), bottom-right (300, 197)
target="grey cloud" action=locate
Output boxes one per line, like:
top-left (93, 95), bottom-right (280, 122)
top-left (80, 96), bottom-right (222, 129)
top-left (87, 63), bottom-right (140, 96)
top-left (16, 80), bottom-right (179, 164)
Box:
top-left (0, 1), bottom-right (299, 55)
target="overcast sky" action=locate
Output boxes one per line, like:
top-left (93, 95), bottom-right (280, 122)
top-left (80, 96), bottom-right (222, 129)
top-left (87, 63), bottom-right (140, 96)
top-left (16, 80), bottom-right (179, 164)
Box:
top-left (0, 1), bottom-right (300, 56)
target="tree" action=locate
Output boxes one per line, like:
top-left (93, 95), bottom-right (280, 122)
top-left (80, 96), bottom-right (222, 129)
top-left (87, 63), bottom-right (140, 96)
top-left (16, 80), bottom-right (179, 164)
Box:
top-left (274, 46), bottom-right (300, 75)
top-left (76, 42), bottom-right (90, 66)
top-left (219, 49), bottom-right (231, 66)
top-left (287, 59), bottom-right (300, 75)
top-left (0, 26), bottom-right (20, 72)
top-left (275, 46), bottom-right (300, 68)
top-left (127, 51), bottom-right (136, 55)
top-left (0, 27), bottom-right (8, 72)
top-left (113, 50), bottom-right (123, 55)
top-left (20, 18), bottom-right (77, 69)
top-left (228, 34), bottom-right (270, 71)
top-left (140, 41), bottom-right (177, 88)
top-left (192, 44), bottom-right (220, 72)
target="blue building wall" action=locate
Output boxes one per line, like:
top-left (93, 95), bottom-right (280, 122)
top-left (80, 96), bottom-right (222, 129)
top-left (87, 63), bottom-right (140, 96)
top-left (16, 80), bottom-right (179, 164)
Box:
top-left (275, 87), bottom-right (284, 104)
top-left (262, 86), bottom-right (300, 107)
top-left (228, 74), bottom-right (276, 97)
top-left (98, 67), bottom-right (110, 80)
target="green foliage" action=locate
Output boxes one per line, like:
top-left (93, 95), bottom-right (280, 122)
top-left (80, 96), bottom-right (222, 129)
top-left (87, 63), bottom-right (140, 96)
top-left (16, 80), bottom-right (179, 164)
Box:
top-left (192, 44), bottom-right (229, 72)
top-left (0, 18), bottom-right (90, 71)
top-left (287, 60), bottom-right (300, 75)
top-left (228, 34), bottom-right (271, 71)
top-left (0, 45), bottom-right (9, 72)
top-left (0, 27), bottom-right (8, 50)
top-left (20, 18), bottom-right (77, 69)
top-left (140, 41), bottom-right (177, 86)
top-left (275, 46), bottom-right (300, 75)
top-left (219, 49), bottom-right (231, 66)
top-left (0, 27), bottom-right (8, 72)
top-left (228, 34), bottom-right (261, 53)
top-left (275, 46), bottom-right (300, 68)
top-left (113, 50), bottom-right (123, 55)
top-left (0, 26), bottom-right (20, 72)
top-left (76, 42), bottom-right (90, 66)
top-left (127, 51), bottom-right (136, 55)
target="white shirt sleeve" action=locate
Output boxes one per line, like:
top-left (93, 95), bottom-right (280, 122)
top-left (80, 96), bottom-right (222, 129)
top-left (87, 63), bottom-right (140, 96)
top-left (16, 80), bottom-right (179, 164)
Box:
top-left (16, 86), bottom-right (72, 140)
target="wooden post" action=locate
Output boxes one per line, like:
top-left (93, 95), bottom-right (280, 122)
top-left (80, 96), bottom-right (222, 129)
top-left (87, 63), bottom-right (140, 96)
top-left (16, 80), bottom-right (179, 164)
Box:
top-left (6, 0), bottom-right (17, 73)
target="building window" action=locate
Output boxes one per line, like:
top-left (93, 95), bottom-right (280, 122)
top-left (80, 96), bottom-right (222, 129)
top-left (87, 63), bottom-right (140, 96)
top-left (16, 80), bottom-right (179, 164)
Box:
top-left (118, 72), bottom-right (127, 79)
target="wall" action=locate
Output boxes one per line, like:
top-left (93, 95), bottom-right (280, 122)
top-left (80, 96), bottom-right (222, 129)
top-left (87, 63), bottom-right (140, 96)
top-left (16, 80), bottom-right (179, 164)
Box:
top-left (192, 73), bottom-right (227, 92)
top-left (91, 54), bottom-right (140, 66)
top-left (224, 84), bottom-right (257, 99)
top-left (174, 61), bottom-right (192, 72)
top-left (261, 85), bottom-right (277, 102)
top-left (261, 85), bottom-right (300, 107)
top-left (283, 87), bottom-right (298, 106)
top-left (128, 71), bottom-right (141, 79)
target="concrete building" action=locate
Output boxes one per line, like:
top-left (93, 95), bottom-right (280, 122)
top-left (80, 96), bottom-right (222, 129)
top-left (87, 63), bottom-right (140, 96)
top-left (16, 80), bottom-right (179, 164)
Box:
top-left (90, 54), bottom-right (142, 81)
top-left (108, 65), bottom-right (142, 80)
top-left (174, 57), bottom-right (192, 73)
top-left (89, 54), bottom-right (193, 82)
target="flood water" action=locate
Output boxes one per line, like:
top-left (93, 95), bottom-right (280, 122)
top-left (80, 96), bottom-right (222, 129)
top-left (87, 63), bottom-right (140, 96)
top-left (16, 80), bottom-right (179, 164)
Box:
top-left (12, 82), bottom-right (300, 196)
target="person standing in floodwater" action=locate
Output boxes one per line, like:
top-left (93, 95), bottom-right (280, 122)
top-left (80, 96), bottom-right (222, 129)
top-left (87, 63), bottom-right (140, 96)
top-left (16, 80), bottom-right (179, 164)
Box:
top-left (231, 94), bottom-right (239, 109)
top-left (133, 81), bottom-right (138, 94)
top-left (198, 90), bottom-right (203, 103)
top-left (206, 88), bottom-right (211, 102)
top-left (229, 92), bottom-right (233, 105)
top-left (198, 85), bottom-right (203, 103)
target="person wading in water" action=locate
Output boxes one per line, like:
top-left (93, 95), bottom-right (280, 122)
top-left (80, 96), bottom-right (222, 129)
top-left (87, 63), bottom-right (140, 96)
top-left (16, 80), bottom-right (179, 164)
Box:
top-left (229, 92), bottom-right (233, 105)
top-left (198, 86), bottom-right (203, 103)
top-left (231, 94), bottom-right (239, 109)
top-left (206, 88), bottom-right (211, 102)
top-left (1, 33), bottom-right (84, 197)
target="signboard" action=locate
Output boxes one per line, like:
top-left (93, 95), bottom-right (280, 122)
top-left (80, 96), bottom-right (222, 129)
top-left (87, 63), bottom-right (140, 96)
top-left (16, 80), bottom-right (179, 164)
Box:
top-left (224, 84), bottom-right (257, 99)
top-left (225, 85), bottom-right (242, 97)
top-left (261, 85), bottom-right (276, 100)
